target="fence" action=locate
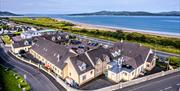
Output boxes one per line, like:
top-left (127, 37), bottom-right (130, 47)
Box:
top-left (95, 68), bottom-right (180, 91)
top-left (10, 51), bottom-right (180, 91)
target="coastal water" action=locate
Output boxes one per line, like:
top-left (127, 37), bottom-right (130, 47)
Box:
top-left (30, 15), bottom-right (180, 35)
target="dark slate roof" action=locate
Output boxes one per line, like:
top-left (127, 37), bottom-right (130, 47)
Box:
top-left (31, 37), bottom-right (76, 70)
top-left (86, 46), bottom-right (112, 65)
top-left (147, 53), bottom-right (155, 62)
top-left (109, 41), bottom-right (150, 68)
top-left (12, 36), bottom-right (22, 43)
top-left (69, 53), bottom-right (94, 75)
top-left (12, 39), bottom-right (32, 48)
top-left (122, 56), bottom-right (138, 68)
top-left (41, 32), bottom-right (69, 43)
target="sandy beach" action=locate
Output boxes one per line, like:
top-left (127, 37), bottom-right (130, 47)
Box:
top-left (54, 18), bottom-right (180, 38)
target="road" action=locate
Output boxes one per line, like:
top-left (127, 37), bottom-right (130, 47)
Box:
top-left (115, 71), bottom-right (180, 91)
top-left (155, 50), bottom-right (180, 58)
top-left (0, 44), bottom-right (66, 91)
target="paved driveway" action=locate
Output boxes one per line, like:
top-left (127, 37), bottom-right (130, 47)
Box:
top-left (80, 75), bottom-right (116, 90)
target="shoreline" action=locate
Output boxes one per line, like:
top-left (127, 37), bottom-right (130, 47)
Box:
top-left (54, 18), bottom-right (180, 38)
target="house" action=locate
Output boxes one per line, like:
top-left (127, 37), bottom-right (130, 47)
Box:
top-left (41, 31), bottom-right (70, 44)
top-left (107, 41), bottom-right (156, 83)
top-left (11, 39), bottom-right (32, 54)
top-left (11, 36), bottom-right (23, 43)
top-left (66, 46), bottom-right (112, 86)
top-left (29, 37), bottom-right (76, 79)
top-left (21, 30), bottom-right (41, 39)
top-left (66, 53), bottom-right (94, 86)
top-left (21, 29), bottom-right (59, 39)
top-left (85, 46), bottom-right (112, 77)
top-left (27, 36), bottom-right (156, 86)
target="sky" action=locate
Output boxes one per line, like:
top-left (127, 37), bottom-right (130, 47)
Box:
top-left (0, 0), bottom-right (180, 14)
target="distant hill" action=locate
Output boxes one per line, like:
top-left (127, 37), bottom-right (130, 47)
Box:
top-left (68, 11), bottom-right (180, 16)
top-left (0, 11), bottom-right (21, 16)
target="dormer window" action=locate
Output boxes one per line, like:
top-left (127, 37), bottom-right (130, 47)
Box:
top-left (77, 60), bottom-right (86, 71)
top-left (105, 55), bottom-right (110, 63)
top-left (65, 35), bottom-right (69, 39)
top-left (53, 53), bottom-right (56, 56)
top-left (24, 40), bottom-right (29, 45)
top-left (111, 49), bottom-right (121, 57)
top-left (57, 36), bottom-right (61, 40)
top-left (57, 54), bottom-right (60, 62)
top-left (96, 58), bottom-right (102, 65)
top-left (51, 36), bottom-right (56, 41)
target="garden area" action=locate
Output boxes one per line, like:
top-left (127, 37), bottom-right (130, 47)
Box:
top-left (166, 56), bottom-right (180, 69)
top-left (0, 65), bottom-right (31, 91)
top-left (145, 56), bottom-right (180, 75)
top-left (9, 17), bottom-right (180, 54)
top-left (1, 35), bottom-right (12, 44)
top-left (155, 56), bottom-right (180, 71)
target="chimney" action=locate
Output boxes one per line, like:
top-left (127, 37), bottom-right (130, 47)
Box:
top-left (140, 43), bottom-right (142, 46)
top-left (120, 39), bottom-right (123, 43)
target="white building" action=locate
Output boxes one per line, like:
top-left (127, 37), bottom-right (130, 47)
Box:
top-left (21, 30), bottom-right (41, 39)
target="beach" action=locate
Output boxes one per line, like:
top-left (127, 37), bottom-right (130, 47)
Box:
top-left (54, 18), bottom-right (180, 38)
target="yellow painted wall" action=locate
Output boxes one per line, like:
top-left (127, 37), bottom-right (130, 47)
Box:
top-left (79, 69), bottom-right (94, 85)
top-left (30, 49), bottom-right (63, 78)
top-left (107, 64), bottom-right (146, 83)
top-left (12, 46), bottom-right (31, 54)
top-left (66, 58), bottom-right (80, 84)
top-left (62, 64), bottom-right (68, 79)
top-left (66, 58), bottom-right (95, 86)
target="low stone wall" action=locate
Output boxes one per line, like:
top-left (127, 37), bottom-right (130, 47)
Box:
top-left (10, 52), bottom-right (39, 68)
top-left (10, 51), bottom-right (180, 91)
top-left (95, 68), bottom-right (180, 91)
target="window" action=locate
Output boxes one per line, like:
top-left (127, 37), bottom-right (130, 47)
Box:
top-left (141, 66), bottom-right (144, 71)
top-left (97, 59), bottom-right (101, 65)
top-left (78, 62), bottom-right (86, 71)
top-left (124, 72), bottom-right (127, 76)
top-left (132, 72), bottom-right (134, 76)
top-left (82, 75), bottom-right (86, 80)
top-left (147, 64), bottom-right (150, 67)
top-left (90, 71), bottom-right (93, 74)
top-left (105, 56), bottom-right (110, 63)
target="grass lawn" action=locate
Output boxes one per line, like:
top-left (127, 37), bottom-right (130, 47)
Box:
top-left (0, 66), bottom-right (31, 91)
top-left (1, 35), bottom-right (12, 44)
top-left (13, 31), bottom-right (23, 35)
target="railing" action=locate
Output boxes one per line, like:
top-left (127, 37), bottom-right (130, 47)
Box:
top-left (10, 51), bottom-right (180, 91)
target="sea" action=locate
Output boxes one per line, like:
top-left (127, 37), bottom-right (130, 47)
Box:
top-left (29, 15), bottom-right (180, 36)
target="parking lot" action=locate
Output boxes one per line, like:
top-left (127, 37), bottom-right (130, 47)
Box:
top-left (79, 75), bottom-right (116, 90)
